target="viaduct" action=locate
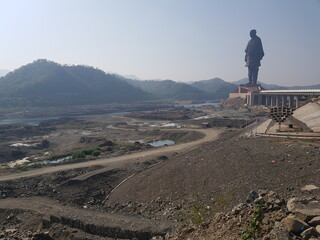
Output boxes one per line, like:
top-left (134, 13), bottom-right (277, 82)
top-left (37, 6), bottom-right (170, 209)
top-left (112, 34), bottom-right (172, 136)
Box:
top-left (229, 85), bottom-right (320, 108)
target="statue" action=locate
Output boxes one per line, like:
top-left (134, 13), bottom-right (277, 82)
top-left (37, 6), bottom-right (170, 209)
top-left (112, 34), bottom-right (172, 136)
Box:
top-left (245, 29), bottom-right (264, 85)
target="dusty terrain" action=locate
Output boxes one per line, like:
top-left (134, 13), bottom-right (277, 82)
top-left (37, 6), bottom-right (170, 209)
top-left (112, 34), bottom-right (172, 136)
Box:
top-left (0, 105), bottom-right (319, 239)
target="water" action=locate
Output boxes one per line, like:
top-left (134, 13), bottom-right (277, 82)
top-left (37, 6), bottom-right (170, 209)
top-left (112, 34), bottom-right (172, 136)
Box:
top-left (27, 156), bottom-right (72, 167)
top-left (176, 102), bottom-right (220, 108)
top-left (149, 140), bottom-right (175, 147)
top-left (0, 103), bottom-right (219, 126)
top-left (0, 116), bottom-right (62, 126)
top-left (0, 111), bottom-right (129, 126)
top-left (10, 143), bottom-right (32, 147)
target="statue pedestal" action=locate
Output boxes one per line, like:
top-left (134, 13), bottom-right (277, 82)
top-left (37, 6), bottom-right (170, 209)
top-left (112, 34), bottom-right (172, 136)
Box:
top-left (238, 83), bottom-right (263, 93)
top-left (229, 83), bottom-right (265, 106)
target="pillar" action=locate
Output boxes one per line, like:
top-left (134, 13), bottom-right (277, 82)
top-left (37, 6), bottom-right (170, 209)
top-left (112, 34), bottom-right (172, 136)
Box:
top-left (295, 96), bottom-right (299, 109)
top-left (282, 96), bottom-right (288, 107)
top-left (271, 96), bottom-right (276, 106)
top-left (265, 95), bottom-right (270, 106)
top-left (250, 93), bottom-right (255, 105)
top-left (275, 96), bottom-right (280, 106)
top-left (288, 96), bottom-right (294, 109)
top-left (258, 95), bottom-right (263, 105)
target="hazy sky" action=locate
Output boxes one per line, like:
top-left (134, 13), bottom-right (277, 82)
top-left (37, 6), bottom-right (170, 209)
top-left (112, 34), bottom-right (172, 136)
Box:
top-left (1, 0), bottom-right (320, 86)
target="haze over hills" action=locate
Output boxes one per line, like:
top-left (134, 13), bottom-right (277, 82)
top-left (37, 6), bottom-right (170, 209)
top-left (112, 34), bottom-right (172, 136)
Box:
top-left (233, 78), bottom-right (320, 90)
top-left (121, 78), bottom-right (212, 101)
top-left (0, 59), bottom-right (318, 108)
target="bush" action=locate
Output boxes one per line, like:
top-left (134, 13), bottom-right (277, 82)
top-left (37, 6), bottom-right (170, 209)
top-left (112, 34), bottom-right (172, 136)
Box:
top-left (83, 149), bottom-right (94, 155)
top-left (72, 150), bottom-right (86, 159)
top-left (92, 150), bottom-right (101, 156)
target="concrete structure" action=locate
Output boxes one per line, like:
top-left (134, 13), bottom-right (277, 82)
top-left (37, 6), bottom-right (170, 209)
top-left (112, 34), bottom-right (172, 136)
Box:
top-left (252, 101), bottom-right (320, 138)
top-left (292, 101), bottom-right (320, 132)
top-left (230, 85), bottom-right (320, 108)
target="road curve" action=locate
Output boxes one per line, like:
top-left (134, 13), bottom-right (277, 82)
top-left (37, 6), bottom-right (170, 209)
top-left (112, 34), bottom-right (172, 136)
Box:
top-left (0, 128), bottom-right (224, 181)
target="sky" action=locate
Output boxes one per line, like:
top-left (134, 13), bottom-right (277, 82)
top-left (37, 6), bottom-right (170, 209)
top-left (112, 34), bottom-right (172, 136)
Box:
top-left (1, 0), bottom-right (320, 86)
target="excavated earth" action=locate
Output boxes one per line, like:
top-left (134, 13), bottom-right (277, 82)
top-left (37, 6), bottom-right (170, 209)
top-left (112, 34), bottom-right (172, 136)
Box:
top-left (0, 107), bottom-right (319, 239)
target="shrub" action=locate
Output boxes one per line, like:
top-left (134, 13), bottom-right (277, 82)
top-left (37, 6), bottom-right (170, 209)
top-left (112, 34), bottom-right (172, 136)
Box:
top-left (72, 150), bottom-right (86, 159)
top-left (92, 150), bottom-right (101, 156)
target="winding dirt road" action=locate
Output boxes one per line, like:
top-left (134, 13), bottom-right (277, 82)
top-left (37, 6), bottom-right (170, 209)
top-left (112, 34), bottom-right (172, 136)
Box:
top-left (0, 128), bottom-right (224, 182)
top-left (0, 197), bottom-right (175, 239)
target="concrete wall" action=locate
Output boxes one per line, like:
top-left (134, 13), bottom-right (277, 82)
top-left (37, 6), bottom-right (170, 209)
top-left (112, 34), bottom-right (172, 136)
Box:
top-left (229, 93), bottom-right (250, 99)
top-left (293, 101), bottom-right (320, 132)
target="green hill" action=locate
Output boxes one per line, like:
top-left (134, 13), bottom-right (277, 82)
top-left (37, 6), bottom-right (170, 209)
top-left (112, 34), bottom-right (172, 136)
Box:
top-left (122, 78), bottom-right (212, 101)
top-left (190, 78), bottom-right (238, 99)
top-left (0, 60), bottom-right (151, 107)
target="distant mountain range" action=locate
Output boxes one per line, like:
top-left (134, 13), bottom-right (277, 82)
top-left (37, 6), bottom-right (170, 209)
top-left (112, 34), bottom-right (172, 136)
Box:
top-left (121, 78), bottom-right (212, 100)
top-left (0, 59), bottom-right (318, 108)
top-left (233, 78), bottom-right (320, 90)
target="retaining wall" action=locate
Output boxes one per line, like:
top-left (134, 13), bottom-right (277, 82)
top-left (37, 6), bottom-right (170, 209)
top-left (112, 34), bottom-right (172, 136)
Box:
top-left (293, 101), bottom-right (320, 132)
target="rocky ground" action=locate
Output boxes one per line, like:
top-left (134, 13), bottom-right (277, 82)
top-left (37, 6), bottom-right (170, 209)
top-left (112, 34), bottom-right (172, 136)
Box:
top-left (0, 106), bottom-right (319, 239)
top-left (125, 107), bottom-right (206, 120)
top-left (165, 190), bottom-right (320, 240)
top-left (0, 115), bottom-right (204, 167)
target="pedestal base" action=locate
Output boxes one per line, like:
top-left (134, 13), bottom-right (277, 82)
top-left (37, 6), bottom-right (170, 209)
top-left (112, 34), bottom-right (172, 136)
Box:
top-left (239, 83), bottom-right (263, 93)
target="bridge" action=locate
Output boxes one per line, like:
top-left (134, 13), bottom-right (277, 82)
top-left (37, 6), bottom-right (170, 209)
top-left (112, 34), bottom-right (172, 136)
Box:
top-left (229, 85), bottom-right (320, 108)
top-left (258, 89), bottom-right (320, 108)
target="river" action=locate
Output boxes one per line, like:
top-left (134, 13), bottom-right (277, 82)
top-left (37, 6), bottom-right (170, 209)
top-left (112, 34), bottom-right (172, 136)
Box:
top-left (0, 103), bottom-right (220, 126)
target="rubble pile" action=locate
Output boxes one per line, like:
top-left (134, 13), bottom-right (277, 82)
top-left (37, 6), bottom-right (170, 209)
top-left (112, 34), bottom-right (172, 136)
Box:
top-left (164, 190), bottom-right (320, 240)
top-left (1, 190), bottom-right (319, 239)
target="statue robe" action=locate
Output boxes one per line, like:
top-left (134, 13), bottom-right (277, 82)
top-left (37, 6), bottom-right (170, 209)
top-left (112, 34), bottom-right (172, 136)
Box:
top-left (245, 36), bottom-right (264, 67)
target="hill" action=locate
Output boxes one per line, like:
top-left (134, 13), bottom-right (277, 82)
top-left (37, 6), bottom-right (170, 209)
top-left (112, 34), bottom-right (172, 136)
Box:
top-left (233, 78), bottom-right (320, 90)
top-left (232, 78), bottom-right (287, 90)
top-left (190, 78), bottom-right (238, 99)
top-left (0, 60), bottom-right (151, 107)
top-left (122, 78), bottom-right (212, 101)
top-left (289, 83), bottom-right (320, 89)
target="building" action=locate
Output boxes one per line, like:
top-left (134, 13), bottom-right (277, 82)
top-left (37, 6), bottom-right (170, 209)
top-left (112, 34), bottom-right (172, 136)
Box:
top-left (229, 84), bottom-right (320, 108)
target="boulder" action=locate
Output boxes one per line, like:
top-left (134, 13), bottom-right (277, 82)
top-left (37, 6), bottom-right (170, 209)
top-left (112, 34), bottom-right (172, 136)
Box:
top-left (281, 215), bottom-right (309, 234)
top-left (266, 221), bottom-right (291, 240)
top-left (287, 198), bottom-right (320, 217)
top-left (300, 227), bottom-right (319, 239)
top-left (301, 185), bottom-right (319, 191)
top-left (246, 190), bottom-right (259, 203)
top-left (296, 212), bottom-right (311, 223)
top-left (308, 216), bottom-right (320, 227)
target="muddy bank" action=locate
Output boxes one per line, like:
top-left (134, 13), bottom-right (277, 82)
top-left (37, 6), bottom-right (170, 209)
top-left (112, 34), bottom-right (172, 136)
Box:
top-left (0, 102), bottom-right (174, 120)
top-left (0, 115), bottom-right (203, 166)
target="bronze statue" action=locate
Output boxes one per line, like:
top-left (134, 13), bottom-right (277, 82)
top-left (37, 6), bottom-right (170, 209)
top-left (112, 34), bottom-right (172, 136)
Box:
top-left (245, 29), bottom-right (264, 85)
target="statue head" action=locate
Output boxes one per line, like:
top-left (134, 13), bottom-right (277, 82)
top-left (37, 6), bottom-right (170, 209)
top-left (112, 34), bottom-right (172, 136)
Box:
top-left (250, 29), bottom-right (257, 38)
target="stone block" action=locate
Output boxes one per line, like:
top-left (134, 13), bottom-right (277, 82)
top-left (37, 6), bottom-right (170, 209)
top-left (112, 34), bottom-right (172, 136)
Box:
top-left (281, 215), bottom-right (309, 234)
top-left (308, 216), bottom-right (320, 227)
top-left (301, 227), bottom-right (319, 239)
top-left (287, 198), bottom-right (320, 217)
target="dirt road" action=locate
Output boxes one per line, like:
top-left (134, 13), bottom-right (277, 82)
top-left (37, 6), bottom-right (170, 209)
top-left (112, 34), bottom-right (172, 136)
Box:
top-left (0, 197), bottom-right (175, 239)
top-left (0, 128), bottom-right (224, 181)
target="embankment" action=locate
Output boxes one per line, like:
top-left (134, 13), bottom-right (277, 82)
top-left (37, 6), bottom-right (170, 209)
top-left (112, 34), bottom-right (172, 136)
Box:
top-left (293, 101), bottom-right (320, 132)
